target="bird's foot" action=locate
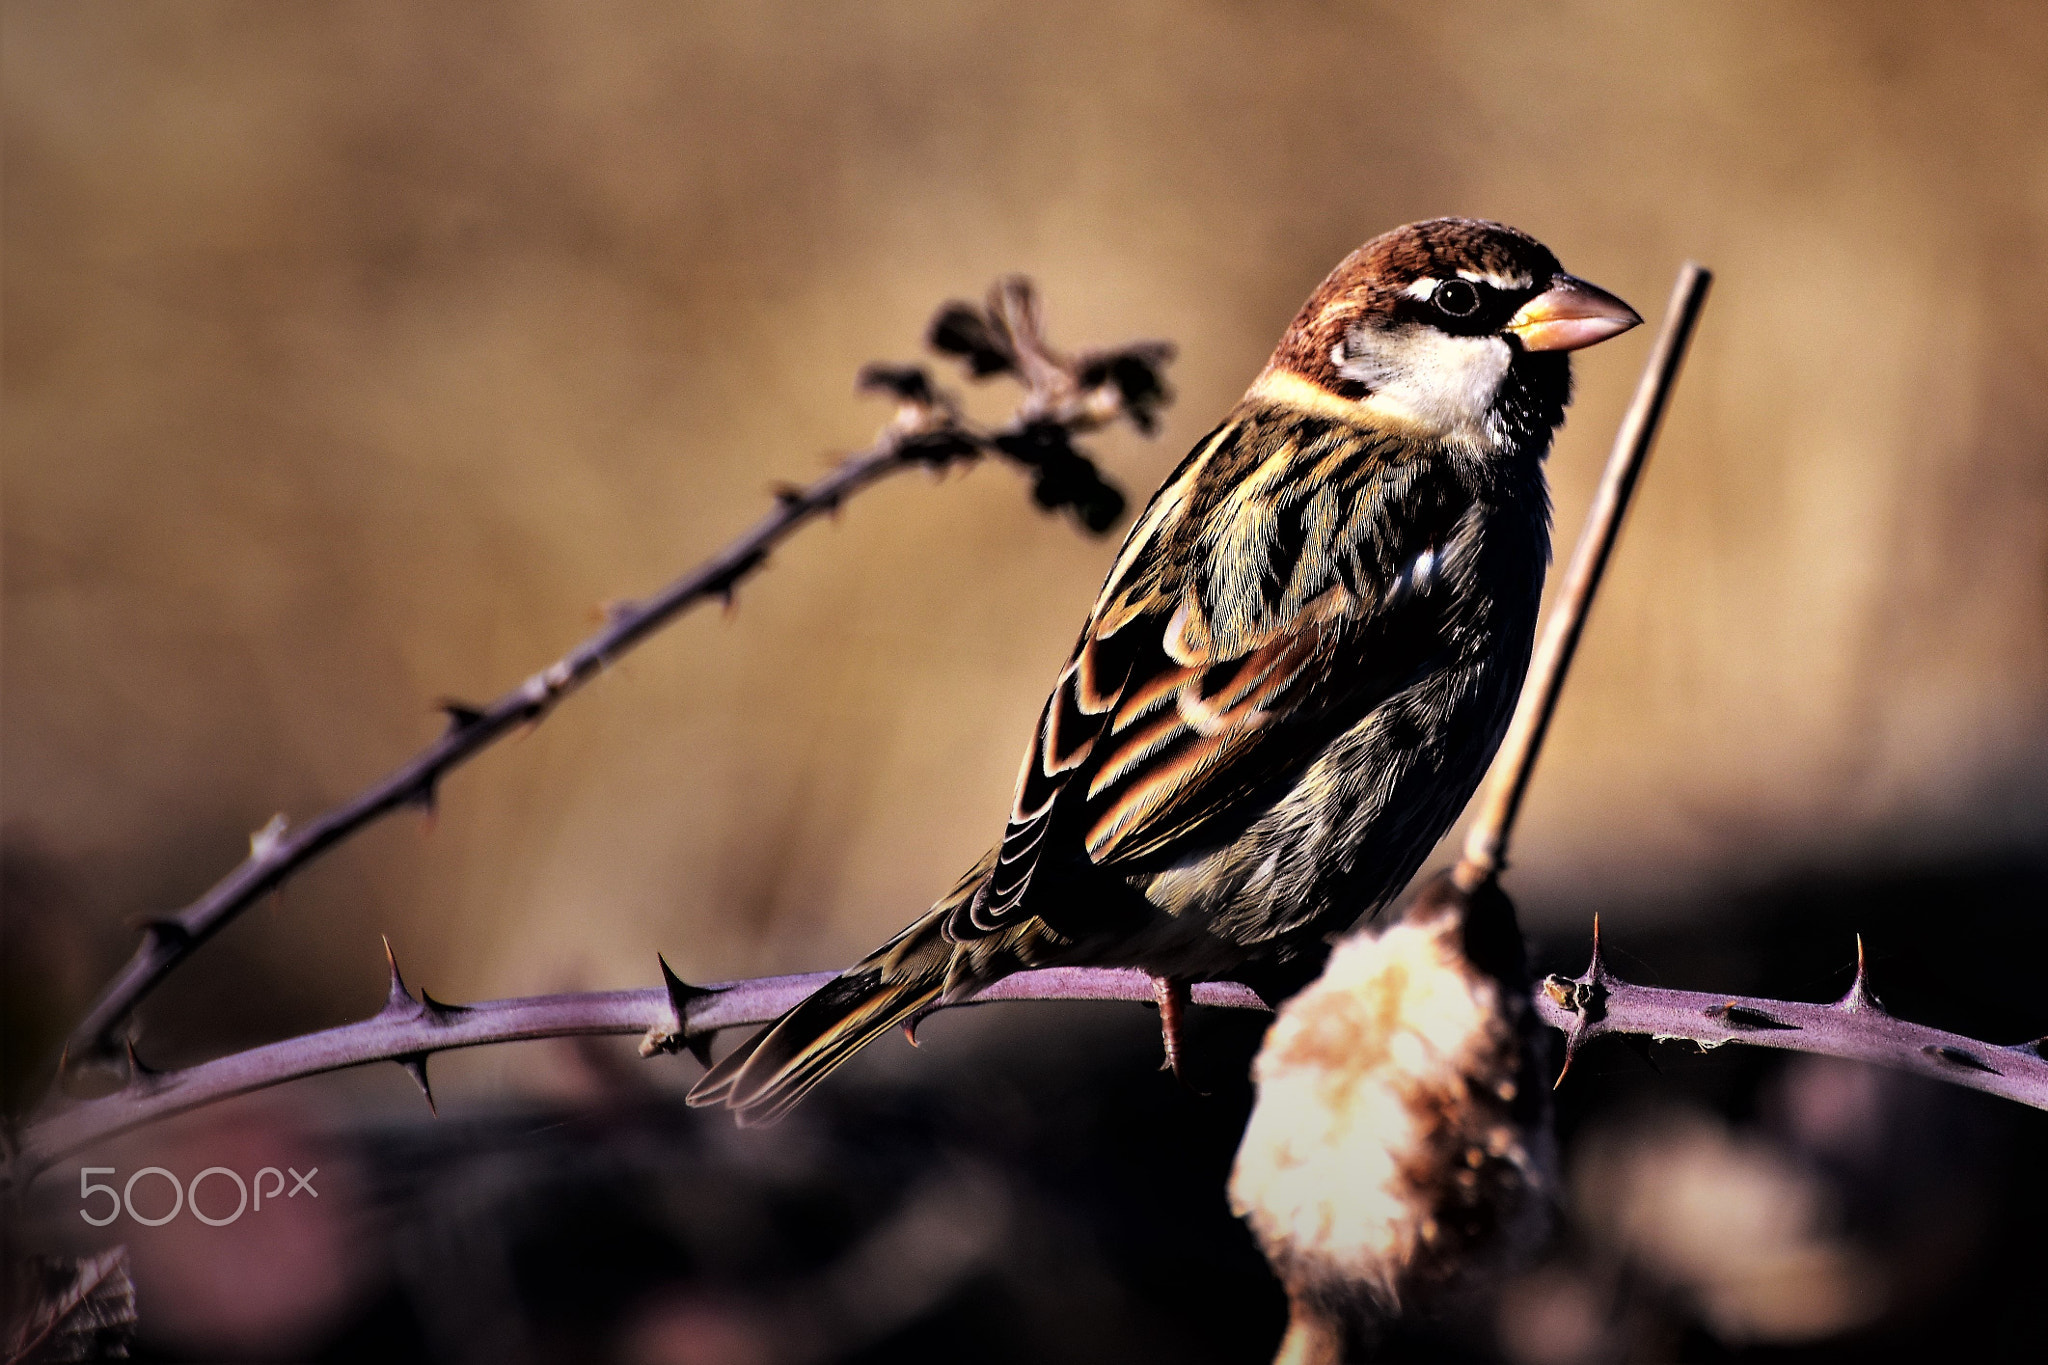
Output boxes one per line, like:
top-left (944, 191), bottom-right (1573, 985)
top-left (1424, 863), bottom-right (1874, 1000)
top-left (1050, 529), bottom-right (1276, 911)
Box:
top-left (1151, 975), bottom-right (1204, 1093)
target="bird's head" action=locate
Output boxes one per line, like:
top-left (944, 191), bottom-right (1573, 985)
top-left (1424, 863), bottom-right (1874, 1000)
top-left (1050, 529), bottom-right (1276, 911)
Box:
top-left (1258, 218), bottom-right (1640, 456)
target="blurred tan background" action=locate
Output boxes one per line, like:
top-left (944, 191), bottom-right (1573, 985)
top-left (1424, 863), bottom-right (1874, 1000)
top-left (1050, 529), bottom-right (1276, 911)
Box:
top-left (6, 0), bottom-right (2047, 1067)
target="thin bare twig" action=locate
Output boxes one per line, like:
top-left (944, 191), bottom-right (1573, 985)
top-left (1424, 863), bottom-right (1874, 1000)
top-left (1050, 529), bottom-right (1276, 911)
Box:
top-left (15, 949), bottom-right (1264, 1182)
top-left (1456, 264), bottom-right (1713, 888)
top-left (55, 280), bottom-right (1172, 1070)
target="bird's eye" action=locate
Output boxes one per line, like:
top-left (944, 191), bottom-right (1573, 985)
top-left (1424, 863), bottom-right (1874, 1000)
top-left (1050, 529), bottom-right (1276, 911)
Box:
top-left (1431, 279), bottom-right (1482, 319)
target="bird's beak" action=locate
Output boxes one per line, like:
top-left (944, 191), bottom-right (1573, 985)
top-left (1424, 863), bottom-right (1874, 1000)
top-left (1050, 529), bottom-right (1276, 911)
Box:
top-left (1504, 274), bottom-right (1642, 352)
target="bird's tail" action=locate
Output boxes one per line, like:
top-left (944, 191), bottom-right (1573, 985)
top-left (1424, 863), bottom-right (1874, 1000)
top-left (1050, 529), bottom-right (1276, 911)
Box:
top-left (687, 872), bottom-right (982, 1126)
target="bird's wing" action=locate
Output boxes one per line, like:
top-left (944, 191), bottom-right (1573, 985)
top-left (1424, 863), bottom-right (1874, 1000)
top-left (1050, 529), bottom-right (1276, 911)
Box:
top-left (952, 408), bottom-right (1472, 939)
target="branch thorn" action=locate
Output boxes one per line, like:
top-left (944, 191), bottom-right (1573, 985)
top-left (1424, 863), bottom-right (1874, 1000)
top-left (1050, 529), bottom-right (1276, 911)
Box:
top-left (1924, 1044), bottom-right (1999, 1075)
top-left (381, 935), bottom-right (418, 1016)
top-left (1553, 1027), bottom-right (1584, 1090)
top-left (439, 699), bottom-right (488, 733)
top-left (1545, 917), bottom-right (1616, 1089)
top-left (124, 1038), bottom-right (161, 1080)
top-left (249, 813), bottom-right (288, 861)
top-left (378, 935), bottom-right (460, 1026)
top-left (657, 955), bottom-right (711, 1027)
top-left (1835, 933), bottom-right (1884, 1013)
top-left (143, 918), bottom-right (193, 951)
top-left (419, 989), bottom-right (468, 1024)
top-left (640, 956), bottom-right (716, 1061)
top-left (395, 1052), bottom-right (437, 1114)
top-left (1704, 1001), bottom-right (1798, 1032)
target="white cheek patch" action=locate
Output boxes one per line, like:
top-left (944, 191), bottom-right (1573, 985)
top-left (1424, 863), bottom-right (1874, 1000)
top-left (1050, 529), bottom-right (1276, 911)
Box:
top-left (1337, 326), bottom-right (1514, 452)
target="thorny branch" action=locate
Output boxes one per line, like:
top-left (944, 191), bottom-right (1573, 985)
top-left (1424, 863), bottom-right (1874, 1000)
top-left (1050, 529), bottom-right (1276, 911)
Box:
top-left (14, 946), bottom-right (1265, 1181)
top-left (53, 278), bottom-right (1173, 1072)
top-left (1533, 925), bottom-right (2048, 1110)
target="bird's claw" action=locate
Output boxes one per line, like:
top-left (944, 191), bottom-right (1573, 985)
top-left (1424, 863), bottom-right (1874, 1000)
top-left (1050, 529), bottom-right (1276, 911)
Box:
top-left (1151, 975), bottom-right (1205, 1093)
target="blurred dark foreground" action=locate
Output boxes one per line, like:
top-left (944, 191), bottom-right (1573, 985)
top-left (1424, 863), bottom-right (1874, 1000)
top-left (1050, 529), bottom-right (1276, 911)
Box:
top-left (11, 856), bottom-right (2046, 1365)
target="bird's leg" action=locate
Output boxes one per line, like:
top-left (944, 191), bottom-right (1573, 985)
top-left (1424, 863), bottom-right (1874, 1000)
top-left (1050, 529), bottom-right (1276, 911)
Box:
top-left (1151, 975), bottom-right (1192, 1083)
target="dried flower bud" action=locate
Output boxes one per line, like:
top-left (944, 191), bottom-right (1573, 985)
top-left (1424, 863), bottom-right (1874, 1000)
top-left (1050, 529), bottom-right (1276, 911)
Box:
top-left (926, 302), bottom-right (1015, 377)
top-left (854, 362), bottom-right (938, 406)
top-left (1076, 342), bottom-right (1176, 435)
top-left (1229, 875), bottom-right (1549, 1361)
top-left (991, 423), bottom-right (1127, 533)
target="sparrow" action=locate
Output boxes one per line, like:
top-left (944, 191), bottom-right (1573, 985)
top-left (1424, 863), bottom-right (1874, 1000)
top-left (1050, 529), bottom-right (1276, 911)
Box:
top-left (689, 218), bottom-right (1639, 1125)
